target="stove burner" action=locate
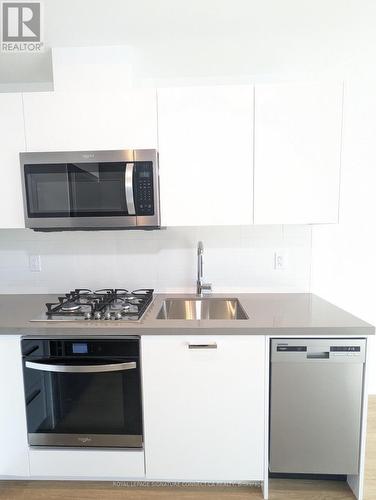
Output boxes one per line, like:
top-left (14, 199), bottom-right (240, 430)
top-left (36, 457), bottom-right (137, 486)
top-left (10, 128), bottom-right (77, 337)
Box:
top-left (127, 298), bottom-right (143, 305)
top-left (61, 302), bottom-right (81, 312)
top-left (110, 298), bottom-right (127, 310)
top-left (44, 288), bottom-right (154, 321)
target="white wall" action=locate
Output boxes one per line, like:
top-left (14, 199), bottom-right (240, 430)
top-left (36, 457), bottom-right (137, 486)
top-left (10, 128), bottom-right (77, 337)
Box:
top-left (0, 225), bottom-right (311, 294)
top-left (311, 79), bottom-right (376, 394)
top-left (2, 0), bottom-right (376, 88)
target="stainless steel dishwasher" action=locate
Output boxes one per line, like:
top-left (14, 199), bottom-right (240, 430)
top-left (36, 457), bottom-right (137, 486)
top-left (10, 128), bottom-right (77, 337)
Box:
top-left (269, 338), bottom-right (366, 475)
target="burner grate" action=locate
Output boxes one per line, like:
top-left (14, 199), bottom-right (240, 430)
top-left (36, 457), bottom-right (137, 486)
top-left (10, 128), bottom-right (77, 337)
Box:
top-left (45, 288), bottom-right (154, 320)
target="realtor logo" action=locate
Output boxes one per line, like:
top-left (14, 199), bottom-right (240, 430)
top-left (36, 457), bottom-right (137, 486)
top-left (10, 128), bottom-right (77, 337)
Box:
top-left (1, 1), bottom-right (43, 52)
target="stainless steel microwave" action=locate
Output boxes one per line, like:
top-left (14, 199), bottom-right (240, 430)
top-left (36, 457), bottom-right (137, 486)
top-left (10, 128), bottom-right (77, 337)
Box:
top-left (20, 149), bottom-right (160, 231)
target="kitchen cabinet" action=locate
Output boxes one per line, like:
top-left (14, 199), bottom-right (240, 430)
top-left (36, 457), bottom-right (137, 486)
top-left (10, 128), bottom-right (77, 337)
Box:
top-left (142, 335), bottom-right (265, 481)
top-left (29, 449), bottom-right (145, 478)
top-left (254, 82), bottom-right (343, 224)
top-left (0, 336), bottom-right (29, 477)
top-left (157, 85), bottom-right (254, 226)
top-left (0, 93), bottom-right (26, 228)
top-left (14, 81), bottom-right (343, 227)
top-left (23, 89), bottom-right (158, 152)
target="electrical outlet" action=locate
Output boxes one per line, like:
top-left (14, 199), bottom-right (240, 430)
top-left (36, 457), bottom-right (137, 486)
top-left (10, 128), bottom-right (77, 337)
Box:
top-left (274, 250), bottom-right (287, 270)
top-left (29, 254), bottom-right (42, 272)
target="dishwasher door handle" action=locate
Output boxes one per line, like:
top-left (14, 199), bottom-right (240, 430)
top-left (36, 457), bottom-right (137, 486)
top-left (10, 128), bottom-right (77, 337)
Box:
top-left (306, 352), bottom-right (330, 359)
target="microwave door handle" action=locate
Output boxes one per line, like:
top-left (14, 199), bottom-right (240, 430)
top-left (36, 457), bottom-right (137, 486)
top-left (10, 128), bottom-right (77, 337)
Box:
top-left (25, 361), bottom-right (136, 373)
top-left (125, 163), bottom-right (136, 215)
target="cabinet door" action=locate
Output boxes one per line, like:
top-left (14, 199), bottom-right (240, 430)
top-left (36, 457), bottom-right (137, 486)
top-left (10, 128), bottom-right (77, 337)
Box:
top-left (254, 82), bottom-right (343, 224)
top-left (158, 86), bottom-right (254, 226)
top-left (0, 93), bottom-right (25, 228)
top-left (0, 336), bottom-right (29, 477)
top-left (23, 89), bottom-right (158, 152)
top-left (142, 335), bottom-right (265, 481)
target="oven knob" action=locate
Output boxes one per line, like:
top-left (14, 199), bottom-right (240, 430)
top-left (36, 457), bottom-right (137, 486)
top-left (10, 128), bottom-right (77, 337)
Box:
top-left (94, 311), bottom-right (102, 320)
top-left (104, 312), bottom-right (112, 320)
top-left (115, 312), bottom-right (122, 320)
top-left (84, 312), bottom-right (92, 320)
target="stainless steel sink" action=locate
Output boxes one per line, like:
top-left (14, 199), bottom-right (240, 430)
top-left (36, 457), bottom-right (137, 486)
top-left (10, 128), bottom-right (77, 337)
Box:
top-left (156, 298), bottom-right (248, 320)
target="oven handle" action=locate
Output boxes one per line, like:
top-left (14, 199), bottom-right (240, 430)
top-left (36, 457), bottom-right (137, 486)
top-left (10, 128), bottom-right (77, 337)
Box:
top-left (125, 163), bottom-right (136, 215)
top-left (25, 361), bottom-right (137, 373)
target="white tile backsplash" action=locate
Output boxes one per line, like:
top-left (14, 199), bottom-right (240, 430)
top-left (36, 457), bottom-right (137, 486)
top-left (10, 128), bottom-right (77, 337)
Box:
top-left (0, 226), bottom-right (311, 294)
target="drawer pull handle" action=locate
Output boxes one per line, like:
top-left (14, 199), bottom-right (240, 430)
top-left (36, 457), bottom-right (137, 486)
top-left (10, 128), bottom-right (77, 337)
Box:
top-left (188, 343), bottom-right (217, 350)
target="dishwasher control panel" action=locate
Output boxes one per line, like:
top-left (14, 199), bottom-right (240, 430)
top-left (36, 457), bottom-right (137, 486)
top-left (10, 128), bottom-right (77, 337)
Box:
top-left (330, 345), bottom-right (361, 357)
top-left (271, 338), bottom-right (366, 363)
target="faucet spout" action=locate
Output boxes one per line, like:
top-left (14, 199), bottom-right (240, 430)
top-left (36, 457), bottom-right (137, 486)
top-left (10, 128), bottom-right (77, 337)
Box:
top-left (196, 241), bottom-right (212, 296)
top-left (197, 241), bottom-right (204, 283)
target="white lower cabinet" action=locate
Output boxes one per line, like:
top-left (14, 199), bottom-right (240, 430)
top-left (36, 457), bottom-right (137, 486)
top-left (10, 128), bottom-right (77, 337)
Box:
top-left (29, 449), bottom-right (145, 479)
top-left (0, 333), bottom-right (264, 482)
top-left (142, 335), bottom-right (265, 481)
top-left (0, 336), bottom-right (29, 477)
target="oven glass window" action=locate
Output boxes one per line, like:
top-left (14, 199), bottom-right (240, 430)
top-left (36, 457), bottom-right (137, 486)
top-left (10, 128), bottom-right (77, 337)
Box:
top-left (23, 358), bottom-right (142, 446)
top-left (69, 163), bottom-right (126, 216)
top-left (24, 164), bottom-right (70, 217)
top-left (24, 162), bottom-right (129, 217)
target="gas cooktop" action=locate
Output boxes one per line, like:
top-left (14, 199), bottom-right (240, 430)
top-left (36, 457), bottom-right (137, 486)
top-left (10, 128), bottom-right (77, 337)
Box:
top-left (31, 288), bottom-right (154, 322)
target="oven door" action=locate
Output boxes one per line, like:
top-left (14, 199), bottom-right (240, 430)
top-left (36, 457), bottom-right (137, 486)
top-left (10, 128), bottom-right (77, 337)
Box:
top-left (22, 160), bottom-right (138, 229)
top-left (23, 357), bottom-right (143, 448)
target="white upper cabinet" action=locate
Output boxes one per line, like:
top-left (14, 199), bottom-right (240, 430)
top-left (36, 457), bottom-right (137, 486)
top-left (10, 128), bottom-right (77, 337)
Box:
top-left (18, 82), bottom-right (343, 227)
top-left (23, 89), bottom-right (158, 152)
top-left (158, 85), bottom-right (254, 226)
top-left (142, 335), bottom-right (265, 481)
top-left (0, 93), bottom-right (25, 228)
top-left (254, 82), bottom-right (343, 224)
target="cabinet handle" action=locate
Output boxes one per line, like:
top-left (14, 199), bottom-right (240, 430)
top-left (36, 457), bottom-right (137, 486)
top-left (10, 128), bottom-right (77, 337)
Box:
top-left (187, 343), bottom-right (217, 350)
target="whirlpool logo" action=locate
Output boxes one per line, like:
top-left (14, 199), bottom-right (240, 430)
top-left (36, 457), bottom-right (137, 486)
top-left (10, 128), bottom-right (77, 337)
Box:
top-left (77, 437), bottom-right (92, 444)
top-left (1, 1), bottom-right (44, 52)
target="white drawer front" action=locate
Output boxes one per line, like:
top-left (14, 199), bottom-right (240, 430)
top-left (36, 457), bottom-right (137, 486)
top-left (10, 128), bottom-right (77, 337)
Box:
top-left (29, 448), bottom-right (145, 479)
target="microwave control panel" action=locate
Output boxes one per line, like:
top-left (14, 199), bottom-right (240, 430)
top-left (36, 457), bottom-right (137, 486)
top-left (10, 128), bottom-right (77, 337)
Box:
top-left (134, 162), bottom-right (154, 216)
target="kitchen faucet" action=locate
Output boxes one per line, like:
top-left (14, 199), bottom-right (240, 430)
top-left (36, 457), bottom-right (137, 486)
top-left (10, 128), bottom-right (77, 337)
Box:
top-left (196, 241), bottom-right (212, 296)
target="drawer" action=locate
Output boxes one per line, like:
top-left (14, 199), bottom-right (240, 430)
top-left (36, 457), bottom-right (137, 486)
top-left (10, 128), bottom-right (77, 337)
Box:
top-left (29, 448), bottom-right (145, 479)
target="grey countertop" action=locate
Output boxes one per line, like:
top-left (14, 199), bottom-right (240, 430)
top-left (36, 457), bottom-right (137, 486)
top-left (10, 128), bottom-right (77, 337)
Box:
top-left (0, 292), bottom-right (373, 336)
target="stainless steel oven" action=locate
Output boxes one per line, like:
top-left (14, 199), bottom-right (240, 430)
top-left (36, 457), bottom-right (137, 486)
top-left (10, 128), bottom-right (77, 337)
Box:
top-left (22, 338), bottom-right (143, 448)
top-left (20, 149), bottom-right (160, 230)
